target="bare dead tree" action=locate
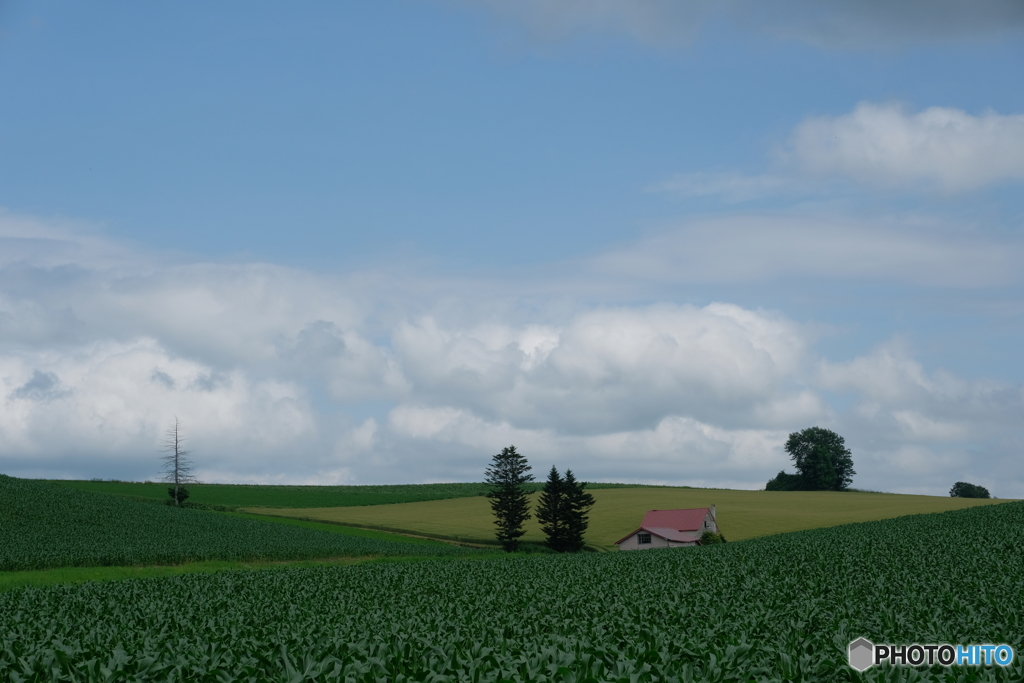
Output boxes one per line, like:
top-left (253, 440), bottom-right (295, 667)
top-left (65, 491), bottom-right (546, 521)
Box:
top-left (161, 417), bottom-right (196, 506)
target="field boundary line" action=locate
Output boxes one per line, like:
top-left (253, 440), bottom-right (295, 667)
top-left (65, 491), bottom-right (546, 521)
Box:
top-left (242, 511), bottom-right (501, 548)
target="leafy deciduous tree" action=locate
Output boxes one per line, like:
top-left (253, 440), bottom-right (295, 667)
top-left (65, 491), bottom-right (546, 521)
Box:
top-left (950, 481), bottom-right (990, 498)
top-left (784, 426), bottom-right (855, 491)
top-left (484, 445), bottom-right (533, 552)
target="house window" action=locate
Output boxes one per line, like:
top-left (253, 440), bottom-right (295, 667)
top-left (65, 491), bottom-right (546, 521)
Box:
top-left (637, 533), bottom-right (652, 544)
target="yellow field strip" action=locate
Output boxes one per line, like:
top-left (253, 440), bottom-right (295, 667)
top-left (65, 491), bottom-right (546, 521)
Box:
top-left (243, 488), bottom-right (1011, 550)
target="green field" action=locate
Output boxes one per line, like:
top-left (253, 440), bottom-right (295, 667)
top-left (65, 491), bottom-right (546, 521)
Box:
top-left (47, 479), bottom-right (645, 508)
top-left (245, 486), bottom-right (1010, 549)
top-left (3, 502), bottom-right (1022, 682)
top-left (0, 475), bottom-right (474, 571)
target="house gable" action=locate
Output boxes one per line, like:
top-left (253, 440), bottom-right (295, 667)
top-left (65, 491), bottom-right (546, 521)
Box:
top-left (615, 506), bottom-right (718, 549)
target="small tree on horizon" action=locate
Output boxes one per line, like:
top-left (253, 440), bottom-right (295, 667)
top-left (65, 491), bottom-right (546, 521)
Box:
top-left (784, 427), bottom-right (855, 491)
top-left (161, 417), bottom-right (196, 506)
top-left (950, 481), bottom-right (990, 499)
top-left (484, 445), bottom-right (533, 552)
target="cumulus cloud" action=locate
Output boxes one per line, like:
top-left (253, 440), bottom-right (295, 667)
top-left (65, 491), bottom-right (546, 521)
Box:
top-left (0, 338), bottom-right (317, 480)
top-left (787, 103), bottom-right (1024, 192)
top-left (394, 304), bottom-right (813, 433)
top-left (466, 0), bottom-right (1024, 48)
top-left (655, 103), bottom-right (1024, 200)
top-left (818, 341), bottom-right (1024, 425)
top-left (1, 209), bottom-right (1022, 496)
top-left (815, 341), bottom-right (1023, 495)
top-left (387, 405), bottom-right (786, 488)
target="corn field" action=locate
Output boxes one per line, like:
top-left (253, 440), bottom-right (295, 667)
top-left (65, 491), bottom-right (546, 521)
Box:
top-left (2, 501), bottom-right (1022, 682)
top-left (0, 475), bottom-right (472, 570)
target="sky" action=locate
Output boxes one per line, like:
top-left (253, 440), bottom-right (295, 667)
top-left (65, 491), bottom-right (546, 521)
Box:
top-left (1, 0), bottom-right (1023, 496)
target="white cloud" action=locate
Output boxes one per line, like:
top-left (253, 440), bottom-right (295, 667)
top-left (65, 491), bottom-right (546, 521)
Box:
top-left (786, 103), bottom-right (1024, 192)
top-left (1, 209), bottom-right (1022, 496)
top-left (818, 341), bottom-right (1024, 424)
top-left (388, 405), bottom-right (787, 488)
top-left (593, 213), bottom-right (1024, 287)
top-left (655, 103), bottom-right (1024, 200)
top-left (393, 304), bottom-right (810, 433)
top-left (0, 338), bottom-right (317, 480)
top-left (812, 341), bottom-right (1024, 494)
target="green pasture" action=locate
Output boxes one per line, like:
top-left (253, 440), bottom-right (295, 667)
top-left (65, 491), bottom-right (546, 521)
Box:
top-left (46, 479), bottom-right (644, 508)
top-left (245, 486), bottom-right (1012, 549)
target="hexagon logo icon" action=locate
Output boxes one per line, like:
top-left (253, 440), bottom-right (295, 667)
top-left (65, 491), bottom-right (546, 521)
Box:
top-left (848, 638), bottom-right (875, 671)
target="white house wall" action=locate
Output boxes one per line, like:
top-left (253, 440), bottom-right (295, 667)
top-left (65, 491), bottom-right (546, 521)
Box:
top-left (617, 533), bottom-right (699, 550)
top-left (617, 532), bottom-right (670, 551)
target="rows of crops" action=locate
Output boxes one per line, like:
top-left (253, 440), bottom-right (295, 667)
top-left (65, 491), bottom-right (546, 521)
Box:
top-left (3, 501), bottom-right (1022, 682)
top-left (0, 475), bottom-right (474, 570)
top-left (49, 479), bottom-right (649, 508)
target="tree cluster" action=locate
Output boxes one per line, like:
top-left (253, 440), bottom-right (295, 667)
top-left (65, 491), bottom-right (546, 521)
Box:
top-left (949, 481), bottom-right (990, 499)
top-left (484, 446), bottom-right (595, 553)
top-left (765, 427), bottom-right (855, 492)
top-left (536, 466), bottom-right (595, 553)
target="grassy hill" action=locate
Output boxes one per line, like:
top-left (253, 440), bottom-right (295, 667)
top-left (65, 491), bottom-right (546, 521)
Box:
top-left (244, 486), bottom-right (1012, 549)
top-left (0, 475), bottom-right (473, 570)
top-left (4, 501), bottom-right (1022, 681)
top-left (47, 479), bottom-right (644, 508)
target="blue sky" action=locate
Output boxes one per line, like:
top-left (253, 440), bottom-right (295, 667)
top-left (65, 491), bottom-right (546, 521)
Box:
top-left (1, 1), bottom-right (1023, 496)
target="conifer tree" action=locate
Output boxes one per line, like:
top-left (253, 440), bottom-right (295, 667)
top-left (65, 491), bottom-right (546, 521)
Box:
top-left (536, 466), bottom-right (567, 552)
top-left (562, 469), bottom-right (595, 553)
top-left (537, 466), bottom-right (595, 552)
top-left (161, 417), bottom-right (196, 506)
top-left (484, 445), bottom-right (533, 552)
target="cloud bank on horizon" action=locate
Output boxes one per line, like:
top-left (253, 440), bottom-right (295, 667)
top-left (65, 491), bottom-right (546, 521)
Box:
top-left (2, 192), bottom-right (1021, 496)
top-left (1, 1), bottom-right (1022, 497)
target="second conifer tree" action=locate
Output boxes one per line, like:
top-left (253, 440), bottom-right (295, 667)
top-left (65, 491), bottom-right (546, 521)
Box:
top-left (536, 466), bottom-right (595, 552)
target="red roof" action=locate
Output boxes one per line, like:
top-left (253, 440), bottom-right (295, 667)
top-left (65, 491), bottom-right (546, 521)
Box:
top-left (641, 509), bottom-right (708, 531)
top-left (614, 508), bottom-right (714, 545)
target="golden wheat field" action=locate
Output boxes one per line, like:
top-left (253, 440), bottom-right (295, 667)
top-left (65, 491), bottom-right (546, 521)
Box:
top-left (243, 487), bottom-right (1010, 550)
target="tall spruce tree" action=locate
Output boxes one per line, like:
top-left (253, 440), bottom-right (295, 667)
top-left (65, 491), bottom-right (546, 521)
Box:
top-left (536, 466), bottom-right (595, 553)
top-left (562, 469), bottom-right (595, 553)
top-left (536, 466), bottom-right (567, 552)
top-left (484, 445), bottom-right (533, 552)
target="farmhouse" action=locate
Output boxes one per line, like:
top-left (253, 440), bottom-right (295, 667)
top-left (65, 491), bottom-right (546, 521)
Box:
top-left (615, 506), bottom-right (718, 550)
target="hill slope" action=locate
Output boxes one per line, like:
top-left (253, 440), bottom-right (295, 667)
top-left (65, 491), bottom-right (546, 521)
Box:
top-left (245, 487), bottom-right (1012, 548)
top-left (3, 502), bottom-right (1022, 681)
top-left (0, 475), bottom-right (471, 570)
top-left (47, 479), bottom-right (643, 508)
